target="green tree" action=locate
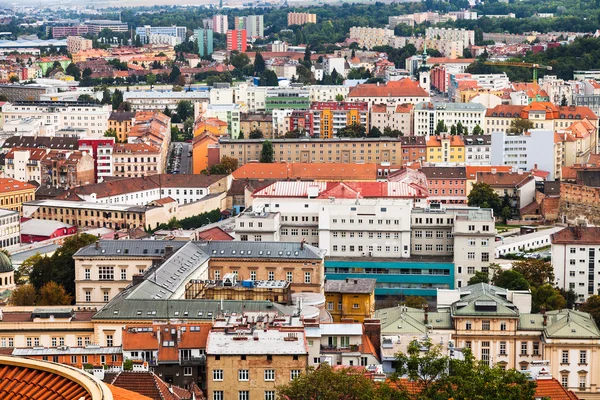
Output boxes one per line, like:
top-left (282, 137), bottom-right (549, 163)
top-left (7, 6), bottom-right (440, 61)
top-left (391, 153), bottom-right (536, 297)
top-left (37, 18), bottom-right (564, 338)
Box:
top-left (117, 101), bottom-right (132, 112)
top-left (254, 52), bottom-right (266, 75)
top-left (512, 259), bottom-right (555, 287)
top-left (403, 296), bottom-right (427, 309)
top-left (468, 271), bottom-right (490, 285)
top-left (111, 88), bottom-right (123, 110)
top-left (77, 94), bottom-right (95, 102)
top-left (104, 128), bottom-right (118, 141)
top-left (10, 284), bottom-right (37, 306)
top-left (101, 89), bottom-right (111, 104)
top-left (435, 120), bottom-right (447, 134)
top-left (580, 295), bottom-right (600, 326)
top-left (450, 125), bottom-right (457, 135)
top-left (28, 234), bottom-right (97, 299)
top-left (176, 100), bottom-right (194, 121)
top-left (169, 65), bottom-right (182, 83)
top-left (337, 123), bottom-right (366, 138)
top-left (531, 284), bottom-right (566, 313)
top-left (492, 269), bottom-right (530, 290)
top-left (508, 118), bottom-right (534, 134)
top-left (276, 363), bottom-right (405, 400)
top-left (259, 70), bottom-right (279, 86)
top-left (14, 253), bottom-right (41, 285)
top-left (303, 45), bottom-right (312, 65)
top-left (335, 93), bottom-right (344, 101)
top-left (163, 106), bottom-right (172, 118)
top-left (501, 206), bottom-right (512, 223)
top-left (230, 52), bottom-right (250, 69)
top-left (66, 63), bottom-right (81, 80)
top-left (37, 281), bottom-right (73, 306)
top-left (456, 121), bottom-right (464, 135)
top-left (220, 155), bottom-right (239, 173)
top-left (146, 73), bottom-right (157, 87)
top-left (472, 124), bottom-right (484, 135)
top-left (260, 140), bottom-right (274, 163)
top-left (468, 182), bottom-right (502, 214)
top-left (249, 129), bottom-right (264, 139)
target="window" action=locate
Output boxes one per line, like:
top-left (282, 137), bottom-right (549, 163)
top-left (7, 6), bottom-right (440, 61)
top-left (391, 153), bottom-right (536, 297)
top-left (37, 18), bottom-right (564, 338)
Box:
top-left (71, 355), bottom-right (77, 364)
top-left (106, 335), bottom-right (113, 347)
top-left (562, 375), bottom-right (568, 388)
top-left (533, 342), bottom-right (539, 356)
top-left (499, 342), bottom-right (506, 355)
top-left (465, 321), bottom-right (472, 330)
top-left (239, 370), bottom-right (249, 381)
top-left (500, 321), bottom-right (506, 331)
top-left (98, 266), bottom-right (114, 280)
top-left (264, 369), bottom-right (275, 381)
top-left (580, 350), bottom-right (587, 364)
top-left (121, 269), bottom-right (127, 280)
top-left (304, 272), bottom-right (311, 283)
top-left (467, 252), bottom-right (475, 260)
top-left (264, 391), bottom-right (276, 400)
top-left (286, 271), bottom-right (293, 282)
top-left (327, 302), bottom-right (333, 311)
top-left (290, 370), bottom-right (301, 380)
top-left (520, 342), bottom-right (527, 356)
top-left (268, 271), bottom-right (274, 281)
top-left (213, 370), bottom-right (224, 381)
top-left (214, 392), bottom-right (224, 400)
top-left (579, 375), bottom-right (586, 389)
top-left (467, 266), bottom-right (475, 274)
top-left (184, 367), bottom-right (193, 376)
top-left (481, 253), bottom-right (489, 262)
top-left (482, 320), bottom-right (490, 330)
top-left (251, 271), bottom-right (256, 281)
top-left (103, 291), bottom-right (109, 302)
top-left (353, 303), bottom-right (359, 309)
top-left (84, 268), bottom-right (90, 280)
top-left (85, 291), bottom-right (91, 302)
top-left (562, 350), bottom-right (569, 364)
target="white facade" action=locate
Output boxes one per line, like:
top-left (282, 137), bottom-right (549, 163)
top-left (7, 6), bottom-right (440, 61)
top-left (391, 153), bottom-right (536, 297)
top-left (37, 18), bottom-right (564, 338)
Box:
top-left (348, 26), bottom-right (394, 50)
top-left (3, 102), bottom-right (110, 137)
top-left (237, 15), bottom-right (264, 38)
top-left (413, 102), bottom-right (486, 137)
top-left (135, 25), bottom-right (187, 44)
top-left (235, 210), bottom-right (280, 242)
top-left (0, 209), bottom-right (20, 249)
top-left (425, 27), bottom-right (475, 49)
top-left (308, 85), bottom-right (350, 102)
top-left (323, 57), bottom-right (347, 77)
top-left (272, 109), bottom-right (294, 136)
top-left (3, 148), bottom-right (45, 183)
top-left (463, 135), bottom-right (491, 165)
top-left (212, 14), bottom-right (228, 34)
top-left (235, 84), bottom-right (267, 112)
top-left (78, 184), bottom-right (213, 207)
top-left (490, 129), bottom-right (559, 180)
top-left (495, 226), bottom-right (564, 257)
top-left (123, 91), bottom-right (210, 112)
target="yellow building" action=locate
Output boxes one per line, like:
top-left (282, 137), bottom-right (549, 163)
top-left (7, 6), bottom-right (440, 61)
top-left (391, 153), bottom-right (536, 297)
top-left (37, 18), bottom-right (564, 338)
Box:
top-left (0, 178), bottom-right (36, 214)
top-left (459, 88), bottom-right (505, 103)
top-left (325, 278), bottom-right (376, 322)
top-left (311, 102), bottom-right (369, 139)
top-left (240, 113), bottom-right (273, 138)
top-left (108, 111), bottom-right (135, 143)
top-left (206, 315), bottom-right (308, 400)
top-left (194, 117), bottom-right (228, 138)
top-left (426, 134), bottom-right (465, 163)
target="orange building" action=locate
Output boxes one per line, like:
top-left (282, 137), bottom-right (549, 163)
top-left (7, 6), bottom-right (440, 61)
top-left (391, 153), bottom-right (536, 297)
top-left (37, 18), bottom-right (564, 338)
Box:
top-left (0, 178), bottom-right (36, 214)
top-left (194, 117), bottom-right (228, 137)
top-left (108, 111), bottom-right (135, 143)
top-left (192, 132), bottom-right (219, 174)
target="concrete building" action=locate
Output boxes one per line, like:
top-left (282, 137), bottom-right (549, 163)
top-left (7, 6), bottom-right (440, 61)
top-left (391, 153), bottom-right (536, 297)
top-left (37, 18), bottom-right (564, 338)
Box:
top-left (212, 14), bottom-right (228, 34)
top-left (240, 112), bottom-right (273, 138)
top-left (0, 85), bottom-right (57, 102)
top-left (476, 171), bottom-right (537, 217)
top-left (122, 90), bottom-right (209, 112)
top-left (495, 226), bottom-right (564, 257)
top-left (234, 15), bottom-right (264, 38)
top-left (2, 101), bottom-right (111, 137)
top-left (107, 111), bottom-right (135, 143)
top-left (235, 210), bottom-right (281, 242)
top-left (0, 177), bottom-right (36, 214)
top-left (348, 79), bottom-right (430, 107)
top-left (491, 129), bottom-right (561, 180)
top-left (420, 166), bottom-right (467, 204)
top-left (370, 103), bottom-right (414, 136)
top-left (205, 104), bottom-right (243, 138)
top-left (287, 12), bottom-right (317, 26)
top-left (135, 25), bottom-right (186, 44)
top-left (310, 101), bottom-right (369, 139)
top-left (324, 278), bottom-right (376, 322)
top-left (0, 208), bottom-right (20, 249)
top-left (40, 150), bottom-right (95, 189)
top-left (112, 143), bottom-right (162, 178)
top-left (426, 135), bottom-right (466, 164)
top-left (425, 27), bottom-right (475, 50)
top-left (206, 314), bottom-right (307, 400)
top-left (413, 102), bottom-right (486, 137)
top-left (84, 20), bottom-right (128, 35)
top-left (52, 25), bottom-right (89, 38)
top-left (265, 87), bottom-right (310, 112)
top-left (463, 135), bottom-right (491, 165)
top-left (348, 27), bottom-right (393, 50)
top-left (194, 28), bottom-right (213, 57)
top-left (218, 137), bottom-right (404, 166)
top-left (66, 36), bottom-right (92, 54)
top-left (226, 29), bottom-right (247, 52)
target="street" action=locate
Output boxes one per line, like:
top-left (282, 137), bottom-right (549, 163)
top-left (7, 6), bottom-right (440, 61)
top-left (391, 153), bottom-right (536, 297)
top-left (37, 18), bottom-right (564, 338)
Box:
top-left (168, 142), bottom-right (193, 174)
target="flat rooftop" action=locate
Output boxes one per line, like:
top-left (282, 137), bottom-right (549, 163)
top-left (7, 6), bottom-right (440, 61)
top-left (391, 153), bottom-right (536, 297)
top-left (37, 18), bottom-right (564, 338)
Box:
top-left (206, 329), bottom-right (307, 355)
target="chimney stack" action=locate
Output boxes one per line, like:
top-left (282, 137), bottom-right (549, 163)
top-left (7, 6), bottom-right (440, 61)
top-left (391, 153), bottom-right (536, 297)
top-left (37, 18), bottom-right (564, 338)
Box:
top-left (363, 318), bottom-right (381, 358)
top-left (424, 304), bottom-right (429, 325)
top-left (165, 245), bottom-right (174, 258)
top-left (95, 241), bottom-right (99, 250)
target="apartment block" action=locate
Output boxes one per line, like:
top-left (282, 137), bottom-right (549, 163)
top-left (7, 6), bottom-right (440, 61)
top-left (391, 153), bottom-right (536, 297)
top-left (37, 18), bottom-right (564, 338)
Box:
top-left (0, 178), bottom-right (36, 213)
top-left (112, 143), bottom-right (162, 178)
top-left (194, 28), bottom-right (214, 57)
top-left (122, 90), bottom-right (209, 112)
top-left (425, 27), bottom-right (475, 49)
top-left (52, 25), bottom-right (88, 38)
top-left (66, 36), bottom-right (92, 54)
top-left (0, 209), bottom-right (20, 249)
top-left (287, 12), bottom-right (316, 26)
top-left (475, 171), bottom-right (536, 216)
top-left (108, 111), bottom-right (135, 143)
top-left (348, 80), bottom-right (430, 107)
top-left (205, 104), bottom-right (243, 138)
top-left (40, 150), bottom-right (95, 188)
top-left (413, 102), bottom-right (486, 137)
top-left (348, 26), bottom-right (393, 50)
top-left (84, 20), bottom-right (128, 34)
top-left (226, 29), bottom-right (247, 52)
top-left (135, 25), bottom-right (187, 44)
top-left (212, 14), bottom-right (228, 34)
top-left (426, 135), bottom-right (466, 164)
top-left (310, 101), bottom-right (369, 139)
top-left (234, 15), bottom-right (264, 38)
top-left (370, 103), bottom-right (414, 136)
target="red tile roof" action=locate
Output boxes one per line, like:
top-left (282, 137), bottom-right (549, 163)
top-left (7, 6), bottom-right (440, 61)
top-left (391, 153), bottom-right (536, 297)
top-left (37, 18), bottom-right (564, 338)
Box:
top-left (476, 171), bottom-right (535, 188)
top-left (232, 162), bottom-right (380, 181)
top-left (197, 227), bottom-right (234, 241)
top-left (485, 104), bottom-right (525, 118)
top-left (0, 178), bottom-right (36, 193)
top-left (107, 384), bottom-right (154, 400)
top-left (348, 79), bottom-right (429, 98)
top-left (426, 135), bottom-right (464, 147)
top-left (0, 363), bottom-right (90, 399)
top-left (465, 165), bottom-right (513, 179)
top-left (534, 378), bottom-right (579, 400)
top-left (551, 227), bottom-right (600, 245)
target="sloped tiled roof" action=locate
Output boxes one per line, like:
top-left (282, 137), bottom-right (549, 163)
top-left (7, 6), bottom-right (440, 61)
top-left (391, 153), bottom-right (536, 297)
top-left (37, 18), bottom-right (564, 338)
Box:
top-left (476, 171), bottom-right (535, 188)
top-left (465, 165), bottom-right (512, 179)
top-left (450, 283), bottom-right (521, 317)
top-left (534, 378), bottom-right (579, 400)
top-left (197, 227), bottom-right (234, 241)
top-left (348, 79), bottom-right (429, 98)
top-left (551, 227), bottom-right (600, 245)
top-left (0, 178), bottom-right (36, 193)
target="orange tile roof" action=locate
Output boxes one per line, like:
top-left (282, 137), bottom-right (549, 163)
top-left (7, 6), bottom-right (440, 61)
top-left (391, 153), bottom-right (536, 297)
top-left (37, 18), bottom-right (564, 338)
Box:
top-left (360, 333), bottom-right (379, 361)
top-left (107, 384), bottom-right (154, 400)
top-left (4, 147), bottom-right (48, 160)
top-left (561, 166), bottom-right (577, 180)
top-left (113, 142), bottom-right (160, 153)
top-left (426, 135), bottom-right (464, 147)
top-left (348, 79), bottom-right (429, 98)
top-left (485, 104), bottom-right (525, 118)
top-left (122, 329), bottom-right (159, 351)
top-left (231, 162), bottom-right (380, 181)
top-left (0, 178), bottom-right (36, 193)
top-left (465, 165), bottom-right (513, 179)
top-left (395, 103), bottom-right (413, 113)
top-left (371, 104), bottom-right (387, 113)
top-left (198, 227), bottom-right (234, 241)
top-left (0, 363), bottom-right (90, 399)
top-left (588, 153), bottom-right (600, 166)
top-left (476, 171), bottom-right (535, 188)
top-left (534, 378), bottom-right (579, 400)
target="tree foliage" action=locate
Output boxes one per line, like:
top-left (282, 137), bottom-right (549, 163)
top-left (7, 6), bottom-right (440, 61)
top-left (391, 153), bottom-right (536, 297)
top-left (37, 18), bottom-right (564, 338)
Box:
top-left (531, 284), bottom-right (566, 313)
top-left (512, 259), bottom-right (555, 287)
top-left (10, 284), bottom-right (37, 306)
top-left (176, 100), bottom-right (194, 122)
top-left (37, 282), bottom-right (73, 306)
top-left (260, 140), bottom-right (274, 163)
top-left (468, 271), bottom-right (489, 286)
top-left (492, 269), bottom-right (530, 291)
top-left (508, 118), bottom-right (534, 135)
top-left (467, 182), bottom-right (502, 215)
top-left (580, 295), bottom-right (600, 327)
top-left (403, 296), bottom-right (428, 309)
top-left (249, 129), bottom-right (264, 139)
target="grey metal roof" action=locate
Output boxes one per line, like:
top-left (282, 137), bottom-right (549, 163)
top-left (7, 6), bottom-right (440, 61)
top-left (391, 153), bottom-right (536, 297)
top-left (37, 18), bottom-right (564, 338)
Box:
top-left (74, 240), bottom-right (187, 258)
top-left (196, 241), bottom-right (324, 260)
top-left (93, 298), bottom-right (286, 320)
top-left (451, 283), bottom-right (520, 317)
top-left (12, 347), bottom-right (121, 356)
top-left (324, 278), bottom-right (376, 294)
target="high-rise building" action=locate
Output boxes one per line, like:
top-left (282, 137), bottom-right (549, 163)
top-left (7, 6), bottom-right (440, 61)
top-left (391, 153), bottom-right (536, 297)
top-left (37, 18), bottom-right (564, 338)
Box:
top-left (287, 12), bottom-right (317, 26)
top-left (234, 15), bottom-right (264, 38)
top-left (226, 29), bottom-right (247, 52)
top-left (135, 25), bottom-right (187, 44)
top-left (194, 28), bottom-right (214, 57)
top-left (212, 14), bottom-right (228, 34)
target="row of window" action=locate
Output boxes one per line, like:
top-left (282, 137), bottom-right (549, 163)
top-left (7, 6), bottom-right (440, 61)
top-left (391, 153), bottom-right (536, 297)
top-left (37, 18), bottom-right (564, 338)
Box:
top-left (1, 336), bottom-right (92, 348)
top-left (213, 391), bottom-right (275, 400)
top-left (213, 369), bottom-right (301, 382)
top-left (334, 231), bottom-right (401, 239)
top-left (212, 270), bottom-right (311, 283)
top-left (332, 244), bottom-right (405, 253)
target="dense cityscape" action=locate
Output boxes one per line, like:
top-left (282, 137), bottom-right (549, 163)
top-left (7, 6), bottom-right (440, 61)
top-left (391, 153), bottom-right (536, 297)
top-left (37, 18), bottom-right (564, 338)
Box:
top-left (0, 0), bottom-right (599, 398)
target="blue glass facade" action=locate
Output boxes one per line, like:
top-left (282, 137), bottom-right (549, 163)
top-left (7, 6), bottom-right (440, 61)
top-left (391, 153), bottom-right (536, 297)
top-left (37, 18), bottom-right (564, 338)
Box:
top-left (325, 259), bottom-right (455, 297)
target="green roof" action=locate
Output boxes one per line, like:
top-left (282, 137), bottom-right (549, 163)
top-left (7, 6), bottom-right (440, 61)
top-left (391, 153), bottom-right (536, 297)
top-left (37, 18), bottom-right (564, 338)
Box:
top-left (375, 306), bottom-right (453, 335)
top-left (544, 310), bottom-right (600, 339)
top-left (451, 283), bottom-right (520, 318)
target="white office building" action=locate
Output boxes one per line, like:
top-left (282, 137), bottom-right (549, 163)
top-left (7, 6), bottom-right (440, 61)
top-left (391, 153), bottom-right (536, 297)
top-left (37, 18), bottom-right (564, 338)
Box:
top-left (413, 102), bottom-right (486, 137)
top-left (0, 209), bottom-right (20, 249)
top-left (123, 90), bottom-right (210, 113)
top-left (135, 25), bottom-right (187, 44)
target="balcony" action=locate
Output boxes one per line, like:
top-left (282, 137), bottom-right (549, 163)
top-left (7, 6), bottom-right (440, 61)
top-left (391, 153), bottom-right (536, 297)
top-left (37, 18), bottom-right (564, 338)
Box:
top-left (320, 344), bottom-right (359, 353)
top-left (180, 355), bottom-right (206, 366)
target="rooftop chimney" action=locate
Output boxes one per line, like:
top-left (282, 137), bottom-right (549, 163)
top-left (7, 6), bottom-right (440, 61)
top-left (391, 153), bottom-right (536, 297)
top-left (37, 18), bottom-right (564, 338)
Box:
top-left (95, 241), bottom-right (99, 250)
top-left (165, 245), bottom-right (174, 258)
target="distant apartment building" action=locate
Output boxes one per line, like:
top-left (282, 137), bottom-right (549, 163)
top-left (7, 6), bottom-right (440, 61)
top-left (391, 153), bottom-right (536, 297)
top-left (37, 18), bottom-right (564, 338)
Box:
top-left (122, 90), bottom-right (209, 111)
top-left (78, 138), bottom-right (114, 183)
top-left (413, 102), bottom-right (486, 137)
top-left (205, 104), bottom-right (243, 138)
top-left (287, 12), bottom-right (316, 26)
top-left (66, 36), bottom-right (92, 54)
top-left (194, 28), bottom-right (214, 57)
top-left (234, 15), bottom-right (264, 38)
top-left (226, 29), bottom-right (247, 52)
top-left (0, 178), bottom-right (36, 213)
top-left (348, 26), bottom-right (393, 50)
top-left (108, 111), bottom-right (135, 143)
top-left (3, 148), bottom-right (47, 183)
top-left (310, 101), bottom-right (369, 139)
top-left (52, 25), bottom-right (89, 38)
top-left (0, 209), bottom-right (20, 249)
top-left (347, 80), bottom-right (430, 107)
top-left (84, 20), bottom-right (128, 35)
top-left (475, 171), bottom-right (536, 216)
top-left (112, 143), bottom-right (162, 178)
top-left (370, 103), bottom-right (413, 136)
top-left (218, 137), bottom-right (403, 165)
top-left (212, 14), bottom-right (228, 34)
top-left (135, 25), bottom-right (187, 44)
top-left (425, 27), bottom-right (475, 49)
top-left (425, 135), bottom-right (466, 165)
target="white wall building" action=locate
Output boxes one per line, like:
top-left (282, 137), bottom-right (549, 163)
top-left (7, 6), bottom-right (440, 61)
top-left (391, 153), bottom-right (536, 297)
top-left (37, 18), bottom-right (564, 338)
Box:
top-left (0, 209), bottom-right (20, 249)
top-left (123, 91), bottom-right (210, 112)
top-left (348, 26), bottom-right (394, 50)
top-left (495, 226), bottom-right (564, 257)
top-left (425, 27), bottom-right (475, 50)
top-left (212, 14), bottom-right (228, 34)
top-left (413, 102), bottom-right (486, 137)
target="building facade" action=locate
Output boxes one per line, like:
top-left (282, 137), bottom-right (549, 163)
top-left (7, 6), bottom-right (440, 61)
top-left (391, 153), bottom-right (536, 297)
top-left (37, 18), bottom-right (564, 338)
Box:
top-left (226, 29), bottom-right (247, 52)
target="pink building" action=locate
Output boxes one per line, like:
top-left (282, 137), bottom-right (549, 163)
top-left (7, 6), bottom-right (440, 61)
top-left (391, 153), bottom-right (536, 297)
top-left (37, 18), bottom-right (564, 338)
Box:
top-left (420, 166), bottom-right (467, 204)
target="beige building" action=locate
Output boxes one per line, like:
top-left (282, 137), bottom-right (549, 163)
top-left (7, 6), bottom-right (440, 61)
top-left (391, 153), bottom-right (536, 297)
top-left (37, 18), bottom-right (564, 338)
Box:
top-left (425, 27), bottom-right (475, 50)
top-left (0, 177), bottom-right (36, 214)
top-left (206, 314), bottom-right (308, 400)
top-left (219, 137), bottom-right (403, 166)
top-left (112, 143), bottom-right (162, 178)
top-left (348, 26), bottom-right (393, 50)
top-left (66, 36), bottom-right (93, 54)
top-left (287, 12), bottom-right (316, 26)
top-left (240, 113), bottom-right (273, 138)
top-left (369, 103), bottom-right (413, 136)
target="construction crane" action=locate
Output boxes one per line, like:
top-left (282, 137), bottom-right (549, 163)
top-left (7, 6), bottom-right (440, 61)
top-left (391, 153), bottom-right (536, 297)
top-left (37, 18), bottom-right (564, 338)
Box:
top-left (483, 61), bottom-right (552, 82)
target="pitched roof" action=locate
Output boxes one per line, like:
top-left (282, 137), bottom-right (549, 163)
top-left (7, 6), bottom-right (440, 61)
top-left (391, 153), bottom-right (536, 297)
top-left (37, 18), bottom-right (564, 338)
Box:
top-left (1, 135), bottom-right (79, 150)
top-left (476, 171), bottom-right (535, 188)
top-left (20, 219), bottom-right (73, 236)
top-left (197, 227), bottom-right (234, 241)
top-left (109, 111), bottom-right (135, 122)
top-left (451, 283), bottom-right (521, 317)
top-left (465, 165), bottom-right (513, 179)
top-left (324, 278), bottom-right (376, 294)
top-left (0, 178), bottom-right (36, 193)
top-left (426, 135), bottom-right (464, 147)
top-left (348, 79), bottom-right (429, 98)
top-left (551, 227), bottom-right (600, 245)
top-left (485, 104), bottom-right (525, 118)
top-left (113, 143), bottom-right (160, 153)
top-left (534, 378), bottom-right (579, 400)
top-left (420, 166), bottom-right (466, 180)
top-left (252, 181), bottom-right (427, 198)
